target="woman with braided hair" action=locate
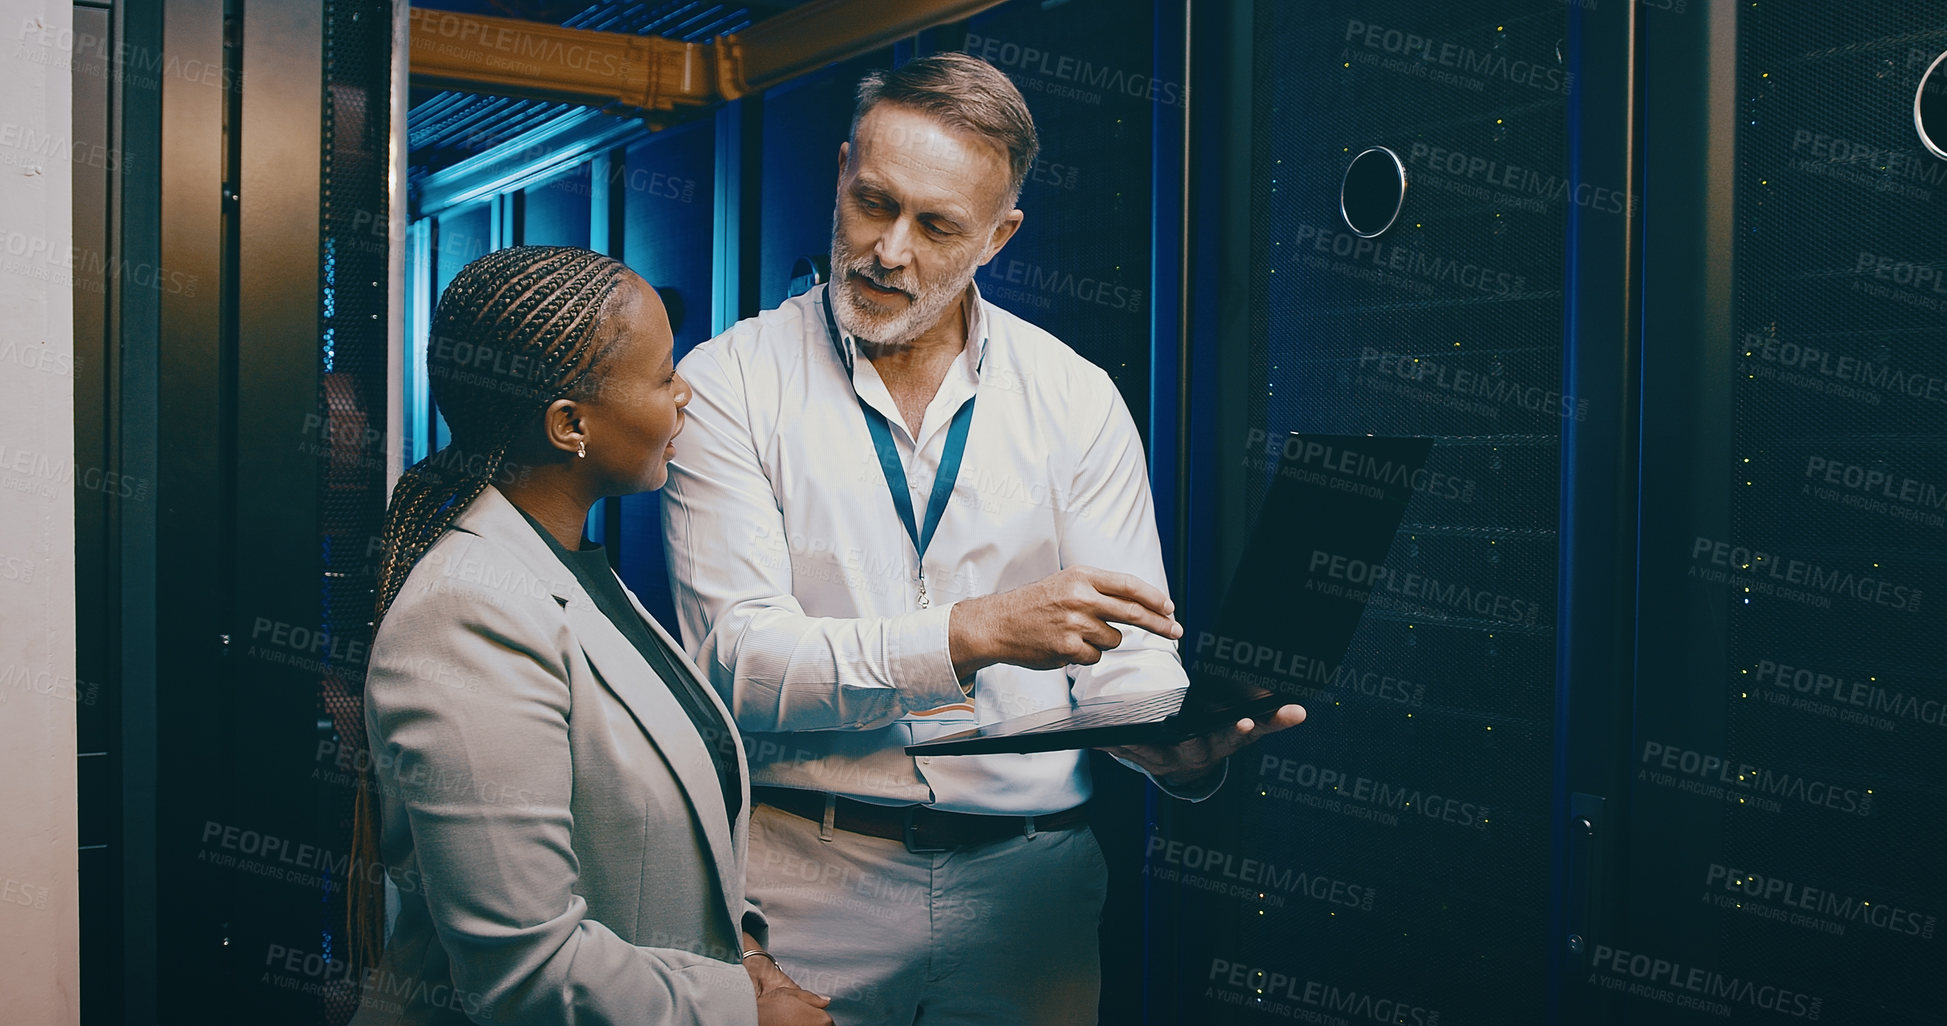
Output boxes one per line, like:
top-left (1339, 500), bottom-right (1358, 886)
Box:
top-left (346, 246), bottom-right (832, 1026)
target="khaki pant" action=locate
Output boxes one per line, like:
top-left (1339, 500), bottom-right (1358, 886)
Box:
top-left (747, 801), bottom-right (1109, 1026)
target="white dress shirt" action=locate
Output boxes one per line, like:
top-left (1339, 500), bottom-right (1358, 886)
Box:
top-left (661, 282), bottom-right (1211, 815)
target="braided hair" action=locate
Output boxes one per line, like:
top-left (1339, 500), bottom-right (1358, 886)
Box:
top-left (348, 245), bottom-right (631, 973)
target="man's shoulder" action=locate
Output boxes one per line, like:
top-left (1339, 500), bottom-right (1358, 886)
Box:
top-left (686, 291), bottom-right (822, 373)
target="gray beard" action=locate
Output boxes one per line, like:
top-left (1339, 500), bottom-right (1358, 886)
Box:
top-left (828, 226), bottom-right (977, 349)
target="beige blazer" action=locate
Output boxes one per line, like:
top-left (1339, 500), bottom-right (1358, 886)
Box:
top-left (350, 485), bottom-right (763, 1026)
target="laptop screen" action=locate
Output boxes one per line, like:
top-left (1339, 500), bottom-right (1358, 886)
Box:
top-left (1184, 434), bottom-right (1434, 712)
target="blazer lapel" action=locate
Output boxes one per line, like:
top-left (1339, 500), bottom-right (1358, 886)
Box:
top-left (613, 582), bottom-right (751, 926)
top-left (562, 599), bottom-right (740, 888)
top-left (450, 486), bottom-right (742, 936)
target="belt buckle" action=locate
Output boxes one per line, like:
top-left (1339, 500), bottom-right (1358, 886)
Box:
top-left (901, 806), bottom-right (950, 855)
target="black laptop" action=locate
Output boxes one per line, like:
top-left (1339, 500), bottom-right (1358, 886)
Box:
top-left (905, 433), bottom-right (1434, 756)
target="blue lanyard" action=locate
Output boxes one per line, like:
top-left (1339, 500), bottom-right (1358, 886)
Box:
top-left (823, 288), bottom-right (977, 608)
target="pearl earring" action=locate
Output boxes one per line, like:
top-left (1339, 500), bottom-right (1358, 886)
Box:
top-left (576, 439), bottom-right (587, 459)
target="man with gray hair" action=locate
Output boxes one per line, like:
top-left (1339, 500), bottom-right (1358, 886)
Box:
top-left (662, 52), bottom-right (1303, 1024)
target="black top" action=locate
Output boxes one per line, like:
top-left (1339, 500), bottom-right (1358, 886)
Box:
top-left (518, 510), bottom-right (742, 826)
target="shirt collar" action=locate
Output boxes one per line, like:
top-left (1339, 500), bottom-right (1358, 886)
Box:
top-left (822, 281), bottom-right (990, 380)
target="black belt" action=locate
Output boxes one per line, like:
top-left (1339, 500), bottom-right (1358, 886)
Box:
top-left (753, 786), bottom-right (1088, 854)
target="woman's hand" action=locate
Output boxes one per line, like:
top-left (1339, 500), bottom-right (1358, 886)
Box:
top-left (740, 942), bottom-right (791, 999)
top-left (756, 988), bottom-right (834, 1026)
top-left (744, 934), bottom-right (833, 1024)
top-left (741, 933), bottom-right (817, 998)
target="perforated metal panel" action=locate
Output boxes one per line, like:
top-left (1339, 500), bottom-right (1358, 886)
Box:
top-left (316, 1), bottom-right (395, 1021)
top-left (964, 0), bottom-right (1157, 433)
top-left (1612, 6), bottom-right (1947, 1024)
top-left (1151, 3), bottom-right (1570, 1023)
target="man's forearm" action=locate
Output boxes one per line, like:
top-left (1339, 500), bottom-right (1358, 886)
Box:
top-left (947, 594), bottom-right (1004, 679)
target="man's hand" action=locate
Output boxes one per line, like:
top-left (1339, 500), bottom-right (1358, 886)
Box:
top-left (949, 566), bottom-right (1183, 678)
top-left (1100, 704), bottom-right (1307, 788)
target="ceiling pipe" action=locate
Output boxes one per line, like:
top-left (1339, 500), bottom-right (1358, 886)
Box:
top-left (406, 0), bottom-right (1006, 119)
top-left (407, 8), bottom-right (739, 119)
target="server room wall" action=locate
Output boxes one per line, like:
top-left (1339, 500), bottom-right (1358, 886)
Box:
top-left (614, 117), bottom-right (721, 624)
top-left (1154, 4), bottom-right (1572, 1022)
top-left (1154, 3), bottom-right (1947, 1025)
top-left (1622, 4), bottom-right (1945, 1025)
top-left (69, 0), bottom-right (1946, 1021)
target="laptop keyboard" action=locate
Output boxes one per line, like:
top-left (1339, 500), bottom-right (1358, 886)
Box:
top-left (1012, 690), bottom-right (1187, 734)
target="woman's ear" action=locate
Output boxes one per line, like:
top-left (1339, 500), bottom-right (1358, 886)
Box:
top-left (538, 397), bottom-right (584, 457)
